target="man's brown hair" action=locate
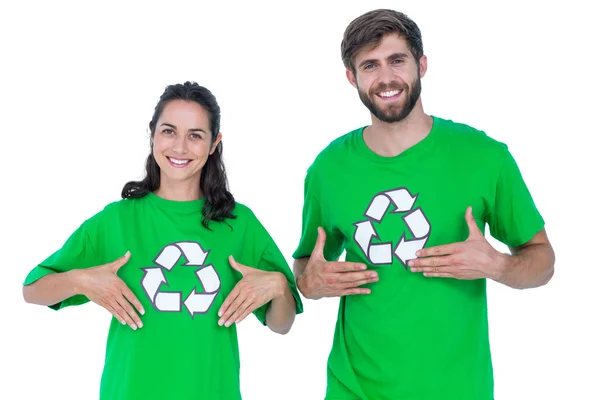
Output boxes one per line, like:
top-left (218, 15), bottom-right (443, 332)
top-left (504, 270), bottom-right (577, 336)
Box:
top-left (341, 9), bottom-right (424, 73)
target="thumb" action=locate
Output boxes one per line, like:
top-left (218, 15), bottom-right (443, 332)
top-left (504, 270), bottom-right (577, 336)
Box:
top-left (311, 227), bottom-right (326, 260)
top-left (465, 207), bottom-right (483, 240)
top-left (111, 251), bottom-right (131, 272)
top-left (229, 255), bottom-right (252, 276)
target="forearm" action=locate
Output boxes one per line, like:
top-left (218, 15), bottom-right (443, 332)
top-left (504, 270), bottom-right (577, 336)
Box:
top-left (265, 274), bottom-right (297, 335)
top-left (495, 243), bottom-right (555, 289)
top-left (23, 269), bottom-right (82, 306)
top-left (293, 257), bottom-right (309, 279)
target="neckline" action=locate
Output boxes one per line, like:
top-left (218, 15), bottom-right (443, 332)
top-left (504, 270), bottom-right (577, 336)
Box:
top-left (355, 115), bottom-right (441, 162)
top-left (145, 192), bottom-right (205, 212)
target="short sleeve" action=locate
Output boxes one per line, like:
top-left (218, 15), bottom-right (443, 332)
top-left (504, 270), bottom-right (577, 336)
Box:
top-left (23, 217), bottom-right (101, 310)
top-left (487, 148), bottom-right (545, 247)
top-left (242, 212), bottom-right (303, 326)
top-left (251, 240), bottom-right (304, 326)
top-left (292, 169), bottom-right (344, 261)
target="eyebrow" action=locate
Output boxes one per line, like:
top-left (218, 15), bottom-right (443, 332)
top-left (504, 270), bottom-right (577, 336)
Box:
top-left (358, 52), bottom-right (409, 69)
top-left (160, 122), bottom-right (207, 134)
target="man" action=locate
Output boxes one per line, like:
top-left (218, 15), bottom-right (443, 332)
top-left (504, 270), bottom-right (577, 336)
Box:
top-left (292, 9), bottom-right (555, 400)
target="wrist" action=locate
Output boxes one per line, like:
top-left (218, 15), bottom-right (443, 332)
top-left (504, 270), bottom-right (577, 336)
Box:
top-left (493, 252), bottom-right (513, 283)
top-left (272, 272), bottom-right (288, 299)
top-left (68, 269), bottom-right (86, 295)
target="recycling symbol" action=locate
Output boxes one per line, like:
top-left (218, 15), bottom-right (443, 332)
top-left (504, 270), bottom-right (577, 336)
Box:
top-left (353, 187), bottom-right (430, 267)
top-left (140, 241), bottom-right (220, 317)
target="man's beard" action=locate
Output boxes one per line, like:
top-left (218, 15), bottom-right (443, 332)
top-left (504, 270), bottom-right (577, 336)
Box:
top-left (358, 77), bottom-right (421, 123)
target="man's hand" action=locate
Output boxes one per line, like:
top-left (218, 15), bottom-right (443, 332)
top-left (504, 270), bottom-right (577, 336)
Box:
top-left (297, 227), bottom-right (378, 299)
top-left (408, 207), bottom-right (506, 280)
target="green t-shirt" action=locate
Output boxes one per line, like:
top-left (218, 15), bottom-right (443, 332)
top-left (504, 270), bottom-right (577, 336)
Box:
top-left (293, 116), bottom-right (544, 400)
top-left (24, 193), bottom-right (303, 400)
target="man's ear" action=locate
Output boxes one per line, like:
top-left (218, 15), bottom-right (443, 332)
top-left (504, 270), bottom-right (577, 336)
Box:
top-left (346, 69), bottom-right (358, 88)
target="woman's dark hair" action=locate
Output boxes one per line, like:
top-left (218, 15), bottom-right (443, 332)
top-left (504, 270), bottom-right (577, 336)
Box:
top-left (122, 81), bottom-right (236, 228)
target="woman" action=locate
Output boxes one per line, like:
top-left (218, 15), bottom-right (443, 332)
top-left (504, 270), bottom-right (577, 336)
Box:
top-left (22, 81), bottom-right (302, 399)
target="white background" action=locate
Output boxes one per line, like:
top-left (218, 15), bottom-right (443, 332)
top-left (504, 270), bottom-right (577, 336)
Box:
top-left (1, 1), bottom-right (598, 399)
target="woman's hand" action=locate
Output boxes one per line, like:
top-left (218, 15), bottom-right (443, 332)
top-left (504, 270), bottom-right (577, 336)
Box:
top-left (218, 256), bottom-right (286, 327)
top-left (74, 251), bottom-right (145, 330)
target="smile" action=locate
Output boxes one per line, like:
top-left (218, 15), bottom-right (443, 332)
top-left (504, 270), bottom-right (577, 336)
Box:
top-left (167, 157), bottom-right (191, 167)
top-left (376, 89), bottom-right (402, 100)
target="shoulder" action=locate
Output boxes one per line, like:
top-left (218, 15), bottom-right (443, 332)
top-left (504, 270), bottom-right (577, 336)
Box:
top-left (84, 197), bottom-right (146, 225)
top-left (232, 202), bottom-right (256, 220)
top-left (433, 116), bottom-right (510, 160)
top-left (307, 127), bottom-right (363, 174)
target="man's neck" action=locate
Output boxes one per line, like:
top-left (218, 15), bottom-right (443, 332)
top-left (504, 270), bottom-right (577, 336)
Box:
top-left (364, 101), bottom-right (433, 157)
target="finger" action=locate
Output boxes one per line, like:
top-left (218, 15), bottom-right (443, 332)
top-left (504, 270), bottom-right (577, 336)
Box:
top-left (413, 265), bottom-right (454, 274)
top-left (465, 206), bottom-right (483, 240)
top-left (416, 244), bottom-right (458, 258)
top-left (338, 275), bottom-right (378, 289)
top-left (111, 251), bottom-right (131, 273)
top-left (218, 288), bottom-right (239, 320)
top-left (114, 295), bottom-right (142, 330)
top-left (218, 289), bottom-right (244, 326)
top-left (226, 299), bottom-right (255, 327)
top-left (310, 227), bottom-right (327, 261)
top-left (408, 256), bottom-right (454, 270)
top-left (104, 304), bottom-right (126, 325)
top-left (423, 272), bottom-right (454, 278)
top-left (333, 270), bottom-right (378, 283)
top-left (234, 302), bottom-right (256, 325)
top-left (120, 284), bottom-right (145, 316)
top-left (328, 261), bottom-right (367, 273)
top-left (108, 301), bottom-right (137, 330)
top-left (228, 255), bottom-right (252, 276)
top-left (116, 291), bottom-right (143, 328)
top-left (337, 287), bottom-right (371, 296)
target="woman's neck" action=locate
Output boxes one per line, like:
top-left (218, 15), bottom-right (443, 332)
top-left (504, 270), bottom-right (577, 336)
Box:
top-left (154, 178), bottom-right (202, 201)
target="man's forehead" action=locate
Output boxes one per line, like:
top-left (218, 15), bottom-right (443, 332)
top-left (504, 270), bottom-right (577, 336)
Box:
top-left (355, 34), bottom-right (410, 61)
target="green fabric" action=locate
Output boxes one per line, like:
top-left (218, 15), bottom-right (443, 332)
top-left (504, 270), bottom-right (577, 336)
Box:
top-left (293, 116), bottom-right (544, 400)
top-left (24, 193), bottom-right (302, 400)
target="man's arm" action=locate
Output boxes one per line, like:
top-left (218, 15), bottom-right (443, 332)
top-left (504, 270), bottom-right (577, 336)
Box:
top-left (293, 257), bottom-right (309, 280)
top-left (495, 229), bottom-right (555, 289)
top-left (409, 207), bottom-right (555, 289)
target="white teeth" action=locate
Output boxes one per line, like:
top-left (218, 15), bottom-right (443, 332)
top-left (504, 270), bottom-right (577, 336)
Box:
top-left (168, 157), bottom-right (190, 165)
top-left (379, 90), bottom-right (400, 98)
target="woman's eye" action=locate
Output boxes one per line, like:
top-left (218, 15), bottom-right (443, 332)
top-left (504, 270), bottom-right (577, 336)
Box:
top-left (190, 133), bottom-right (202, 140)
top-left (163, 129), bottom-right (174, 135)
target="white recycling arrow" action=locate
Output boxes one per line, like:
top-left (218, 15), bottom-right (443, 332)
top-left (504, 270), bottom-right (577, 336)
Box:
top-left (369, 243), bottom-right (393, 264)
top-left (354, 221), bottom-right (393, 265)
top-left (184, 265), bottom-right (221, 317)
top-left (155, 292), bottom-right (181, 312)
top-left (386, 188), bottom-right (417, 212)
top-left (365, 194), bottom-right (390, 222)
top-left (394, 235), bottom-right (428, 267)
top-left (177, 242), bottom-right (209, 266)
top-left (154, 245), bottom-right (182, 271)
top-left (354, 221), bottom-right (377, 257)
top-left (196, 265), bottom-right (220, 292)
top-left (141, 268), bottom-right (167, 303)
top-left (403, 208), bottom-right (430, 239)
